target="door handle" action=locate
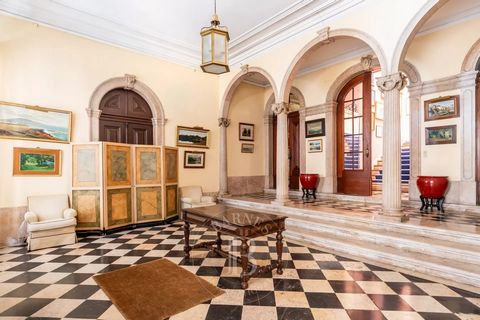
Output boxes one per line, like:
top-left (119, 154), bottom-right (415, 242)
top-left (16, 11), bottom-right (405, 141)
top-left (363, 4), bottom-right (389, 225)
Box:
top-left (365, 147), bottom-right (370, 158)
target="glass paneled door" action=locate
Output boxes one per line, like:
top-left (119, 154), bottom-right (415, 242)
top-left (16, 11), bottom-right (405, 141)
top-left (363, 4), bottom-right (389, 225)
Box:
top-left (337, 72), bottom-right (372, 196)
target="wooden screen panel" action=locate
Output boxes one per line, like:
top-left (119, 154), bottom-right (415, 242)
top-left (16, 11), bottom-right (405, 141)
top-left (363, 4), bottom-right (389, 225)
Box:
top-left (135, 147), bottom-right (161, 185)
top-left (165, 185), bottom-right (178, 218)
top-left (136, 187), bottom-right (162, 222)
top-left (73, 190), bottom-right (101, 229)
top-left (107, 188), bottom-right (132, 227)
top-left (105, 144), bottom-right (131, 187)
top-left (164, 147), bottom-right (178, 184)
top-left (73, 144), bottom-right (100, 188)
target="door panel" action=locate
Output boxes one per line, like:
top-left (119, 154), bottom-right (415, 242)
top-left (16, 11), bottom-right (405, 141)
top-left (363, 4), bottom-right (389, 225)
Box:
top-left (127, 123), bottom-right (153, 145)
top-left (288, 111), bottom-right (300, 190)
top-left (337, 72), bottom-right (372, 196)
top-left (127, 91), bottom-right (152, 119)
top-left (99, 119), bottom-right (126, 143)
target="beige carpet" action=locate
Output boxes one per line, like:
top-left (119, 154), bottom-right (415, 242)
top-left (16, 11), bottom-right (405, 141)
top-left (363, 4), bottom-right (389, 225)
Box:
top-left (94, 258), bottom-right (224, 320)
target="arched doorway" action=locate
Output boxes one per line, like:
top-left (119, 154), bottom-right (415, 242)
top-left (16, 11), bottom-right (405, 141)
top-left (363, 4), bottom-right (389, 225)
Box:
top-left (99, 89), bottom-right (154, 144)
top-left (336, 72), bottom-right (372, 195)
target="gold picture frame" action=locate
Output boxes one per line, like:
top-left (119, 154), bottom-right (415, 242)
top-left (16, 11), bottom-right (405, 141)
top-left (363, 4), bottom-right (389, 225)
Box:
top-left (13, 147), bottom-right (61, 176)
top-left (0, 101), bottom-right (72, 143)
top-left (176, 126), bottom-right (210, 149)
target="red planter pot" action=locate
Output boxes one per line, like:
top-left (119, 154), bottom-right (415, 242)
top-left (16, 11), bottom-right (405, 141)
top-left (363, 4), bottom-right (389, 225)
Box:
top-left (300, 174), bottom-right (319, 189)
top-left (416, 176), bottom-right (449, 198)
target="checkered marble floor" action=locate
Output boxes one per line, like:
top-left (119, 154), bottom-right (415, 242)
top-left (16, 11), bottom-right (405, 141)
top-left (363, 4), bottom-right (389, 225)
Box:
top-left (236, 193), bottom-right (480, 228)
top-left (1, 222), bottom-right (479, 320)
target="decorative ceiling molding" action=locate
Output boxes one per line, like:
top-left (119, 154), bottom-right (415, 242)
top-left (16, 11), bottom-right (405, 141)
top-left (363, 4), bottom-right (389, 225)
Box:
top-left (0, 0), bottom-right (366, 70)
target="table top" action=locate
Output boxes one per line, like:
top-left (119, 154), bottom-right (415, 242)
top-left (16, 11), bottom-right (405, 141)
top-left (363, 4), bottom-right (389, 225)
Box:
top-left (183, 204), bottom-right (286, 227)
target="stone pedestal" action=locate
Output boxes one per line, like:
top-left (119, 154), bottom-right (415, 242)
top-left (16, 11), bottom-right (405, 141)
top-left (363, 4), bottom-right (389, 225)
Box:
top-left (377, 73), bottom-right (407, 213)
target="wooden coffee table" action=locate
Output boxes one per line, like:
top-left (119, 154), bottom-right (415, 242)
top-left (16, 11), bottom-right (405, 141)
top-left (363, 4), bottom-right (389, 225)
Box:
top-left (182, 204), bottom-right (287, 289)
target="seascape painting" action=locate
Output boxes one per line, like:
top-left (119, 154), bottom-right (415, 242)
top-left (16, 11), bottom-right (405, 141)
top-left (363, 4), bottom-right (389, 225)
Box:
top-left (305, 118), bottom-right (326, 138)
top-left (0, 101), bottom-right (72, 143)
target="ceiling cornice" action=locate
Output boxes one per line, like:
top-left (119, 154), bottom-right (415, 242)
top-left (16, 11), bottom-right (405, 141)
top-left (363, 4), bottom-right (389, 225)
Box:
top-left (0, 0), bottom-right (366, 70)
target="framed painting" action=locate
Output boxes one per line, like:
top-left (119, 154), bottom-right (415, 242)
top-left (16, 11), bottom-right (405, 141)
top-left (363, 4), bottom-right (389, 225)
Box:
top-left (184, 151), bottom-right (205, 168)
top-left (308, 139), bottom-right (323, 153)
top-left (241, 143), bottom-right (254, 153)
top-left (0, 101), bottom-right (72, 143)
top-left (13, 147), bottom-right (61, 176)
top-left (425, 125), bottom-right (457, 145)
top-left (239, 123), bottom-right (254, 141)
top-left (424, 96), bottom-right (460, 121)
top-left (176, 126), bottom-right (210, 148)
top-left (305, 118), bottom-right (325, 138)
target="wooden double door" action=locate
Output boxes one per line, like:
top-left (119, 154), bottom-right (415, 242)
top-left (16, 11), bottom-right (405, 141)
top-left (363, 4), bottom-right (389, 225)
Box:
top-left (273, 111), bottom-right (300, 190)
top-left (99, 89), bottom-right (154, 145)
top-left (337, 72), bottom-right (372, 196)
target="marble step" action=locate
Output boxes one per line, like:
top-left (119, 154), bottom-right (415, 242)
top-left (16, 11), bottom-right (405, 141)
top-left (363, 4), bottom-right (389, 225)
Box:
top-left (285, 225), bottom-right (480, 289)
top-left (286, 218), bottom-right (480, 265)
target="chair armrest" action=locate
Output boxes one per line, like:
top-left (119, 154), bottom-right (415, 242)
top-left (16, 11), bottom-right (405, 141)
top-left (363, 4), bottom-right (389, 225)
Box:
top-left (24, 211), bottom-right (38, 224)
top-left (201, 196), bottom-right (215, 203)
top-left (181, 197), bottom-right (193, 204)
top-left (63, 208), bottom-right (77, 219)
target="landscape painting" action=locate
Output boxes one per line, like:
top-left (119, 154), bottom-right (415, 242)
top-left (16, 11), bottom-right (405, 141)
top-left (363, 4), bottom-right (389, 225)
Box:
top-left (424, 95), bottom-right (459, 121)
top-left (176, 126), bottom-right (209, 148)
top-left (425, 125), bottom-right (457, 145)
top-left (0, 101), bottom-right (72, 143)
top-left (13, 147), bottom-right (61, 176)
top-left (184, 151), bottom-right (205, 168)
top-left (305, 118), bottom-right (326, 138)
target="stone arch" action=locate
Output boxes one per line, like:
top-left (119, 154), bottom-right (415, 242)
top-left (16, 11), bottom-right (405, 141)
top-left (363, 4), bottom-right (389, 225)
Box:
top-left (87, 74), bottom-right (166, 145)
top-left (462, 38), bottom-right (480, 72)
top-left (220, 66), bottom-right (278, 119)
top-left (391, 0), bottom-right (449, 73)
top-left (279, 28), bottom-right (389, 103)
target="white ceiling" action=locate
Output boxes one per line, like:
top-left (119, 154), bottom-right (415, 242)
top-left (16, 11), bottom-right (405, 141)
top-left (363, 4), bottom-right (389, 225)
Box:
top-left (0, 0), bottom-right (478, 73)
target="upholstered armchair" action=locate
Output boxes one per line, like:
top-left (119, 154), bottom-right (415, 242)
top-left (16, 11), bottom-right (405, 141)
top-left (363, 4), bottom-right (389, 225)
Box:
top-left (24, 194), bottom-right (77, 251)
top-left (180, 186), bottom-right (216, 209)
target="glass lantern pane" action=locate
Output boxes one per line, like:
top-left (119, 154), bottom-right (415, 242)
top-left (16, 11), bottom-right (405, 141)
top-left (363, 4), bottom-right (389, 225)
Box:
top-left (202, 34), bottom-right (212, 64)
top-left (213, 33), bottom-right (226, 63)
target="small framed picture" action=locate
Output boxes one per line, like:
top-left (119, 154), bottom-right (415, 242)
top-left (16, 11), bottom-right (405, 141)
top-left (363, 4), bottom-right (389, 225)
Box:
top-left (425, 125), bottom-right (457, 145)
top-left (176, 126), bottom-right (210, 149)
top-left (375, 125), bottom-right (383, 138)
top-left (308, 139), bottom-right (323, 153)
top-left (424, 95), bottom-right (460, 121)
top-left (13, 147), bottom-right (61, 176)
top-left (184, 151), bottom-right (205, 168)
top-left (241, 143), bottom-right (254, 153)
top-left (239, 123), bottom-right (254, 141)
top-left (305, 119), bottom-right (325, 138)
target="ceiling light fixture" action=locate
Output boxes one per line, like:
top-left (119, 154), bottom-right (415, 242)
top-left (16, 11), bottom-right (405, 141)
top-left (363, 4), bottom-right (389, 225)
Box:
top-left (200, 0), bottom-right (230, 74)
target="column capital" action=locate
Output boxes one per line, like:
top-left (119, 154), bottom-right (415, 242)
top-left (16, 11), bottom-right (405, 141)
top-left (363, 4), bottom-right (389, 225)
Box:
top-left (272, 102), bottom-right (290, 115)
top-left (376, 73), bottom-right (407, 93)
top-left (218, 117), bottom-right (231, 127)
top-left (152, 118), bottom-right (167, 126)
top-left (86, 108), bottom-right (102, 118)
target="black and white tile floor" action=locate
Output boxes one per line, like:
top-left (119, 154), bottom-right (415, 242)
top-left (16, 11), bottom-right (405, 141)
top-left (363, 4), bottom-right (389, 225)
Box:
top-left (1, 222), bottom-right (479, 320)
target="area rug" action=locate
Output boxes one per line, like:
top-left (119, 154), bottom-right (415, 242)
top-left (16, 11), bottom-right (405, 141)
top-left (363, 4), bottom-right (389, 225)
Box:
top-left (94, 258), bottom-right (224, 320)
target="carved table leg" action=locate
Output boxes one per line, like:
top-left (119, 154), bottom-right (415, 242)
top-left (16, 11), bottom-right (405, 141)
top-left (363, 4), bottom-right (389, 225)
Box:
top-left (419, 196), bottom-right (425, 211)
top-left (438, 196), bottom-right (445, 213)
top-left (276, 230), bottom-right (284, 275)
top-left (216, 232), bottom-right (222, 251)
top-left (183, 221), bottom-right (191, 259)
top-left (240, 239), bottom-right (250, 289)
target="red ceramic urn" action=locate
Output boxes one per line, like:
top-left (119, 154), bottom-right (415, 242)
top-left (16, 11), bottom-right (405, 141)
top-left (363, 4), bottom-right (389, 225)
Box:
top-left (300, 173), bottom-right (319, 189)
top-left (416, 176), bottom-right (448, 198)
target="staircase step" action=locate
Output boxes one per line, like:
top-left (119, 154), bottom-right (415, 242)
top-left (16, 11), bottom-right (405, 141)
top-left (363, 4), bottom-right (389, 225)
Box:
top-left (285, 225), bottom-right (480, 288)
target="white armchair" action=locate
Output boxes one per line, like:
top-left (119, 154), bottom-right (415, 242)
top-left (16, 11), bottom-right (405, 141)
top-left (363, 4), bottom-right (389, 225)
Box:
top-left (180, 186), bottom-right (216, 209)
top-left (25, 194), bottom-right (77, 251)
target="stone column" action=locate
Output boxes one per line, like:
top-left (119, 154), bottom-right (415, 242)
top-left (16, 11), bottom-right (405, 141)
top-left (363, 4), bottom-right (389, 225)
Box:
top-left (218, 117), bottom-right (231, 196)
top-left (86, 108), bottom-right (102, 141)
top-left (264, 115), bottom-right (274, 189)
top-left (272, 102), bottom-right (290, 205)
top-left (299, 108), bottom-right (306, 175)
top-left (377, 73), bottom-right (407, 213)
top-left (152, 117), bottom-right (166, 146)
top-left (407, 86), bottom-right (422, 200)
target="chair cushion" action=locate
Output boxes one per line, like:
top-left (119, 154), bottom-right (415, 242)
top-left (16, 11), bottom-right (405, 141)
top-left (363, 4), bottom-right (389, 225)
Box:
top-left (189, 202), bottom-right (217, 208)
top-left (28, 194), bottom-right (69, 221)
top-left (27, 218), bottom-right (76, 232)
top-left (180, 186), bottom-right (203, 203)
